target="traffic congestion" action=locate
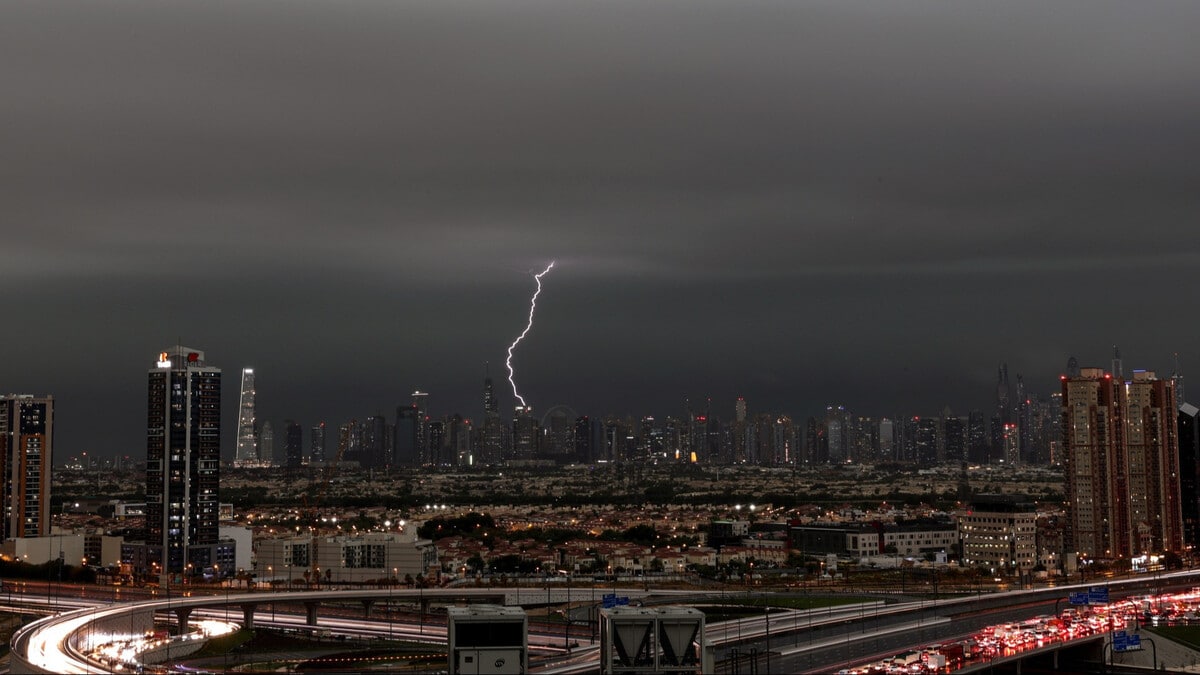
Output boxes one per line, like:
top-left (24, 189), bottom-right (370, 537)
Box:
top-left (839, 587), bottom-right (1200, 674)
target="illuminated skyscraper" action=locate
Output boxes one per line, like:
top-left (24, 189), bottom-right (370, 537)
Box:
top-left (967, 410), bottom-right (988, 464)
top-left (574, 416), bottom-right (593, 463)
top-left (259, 420), bottom-right (275, 466)
top-left (412, 391), bottom-right (430, 464)
top-left (310, 422), bottom-right (327, 464)
top-left (145, 346), bottom-right (221, 574)
top-left (447, 414), bottom-right (473, 466)
top-left (1063, 367), bottom-right (1183, 559)
top-left (363, 414), bottom-right (389, 467)
top-left (481, 366), bottom-right (504, 463)
top-left (732, 397), bottom-right (748, 464)
top-left (1173, 354), bottom-right (1186, 411)
top-left (512, 406), bottom-right (539, 460)
top-left (0, 394), bottom-right (53, 539)
top-left (428, 419), bottom-right (446, 464)
top-left (1178, 403), bottom-right (1200, 552)
top-left (878, 418), bottom-right (895, 461)
top-left (234, 368), bottom-right (257, 466)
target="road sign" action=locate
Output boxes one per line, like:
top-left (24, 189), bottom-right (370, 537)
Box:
top-left (1069, 591), bottom-right (1089, 605)
top-left (1089, 586), bottom-right (1109, 604)
top-left (602, 593), bottom-right (630, 609)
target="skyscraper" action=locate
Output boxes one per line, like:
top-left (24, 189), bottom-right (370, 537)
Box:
top-left (337, 420), bottom-right (357, 465)
top-left (878, 418), bottom-right (895, 461)
top-left (259, 420), bottom-right (275, 466)
top-left (363, 414), bottom-right (389, 467)
top-left (733, 397), bottom-right (748, 464)
top-left (825, 406), bottom-right (850, 463)
top-left (428, 419), bottom-right (446, 464)
top-left (310, 422), bottom-right (327, 464)
top-left (412, 391), bottom-right (429, 464)
top-left (234, 368), bottom-right (257, 466)
top-left (573, 416), bottom-right (593, 463)
top-left (481, 366), bottom-right (504, 464)
top-left (1063, 366), bottom-right (1183, 559)
top-left (284, 420), bottom-right (303, 469)
top-left (394, 405), bottom-right (419, 466)
top-left (145, 346), bottom-right (221, 574)
top-left (512, 406), bottom-right (539, 460)
top-left (447, 414), bottom-right (473, 466)
top-left (1174, 354), bottom-right (1186, 411)
top-left (943, 414), bottom-right (966, 463)
top-left (0, 394), bottom-right (53, 539)
top-left (967, 410), bottom-right (988, 464)
top-left (1178, 403), bottom-right (1200, 552)
top-left (915, 417), bottom-right (939, 466)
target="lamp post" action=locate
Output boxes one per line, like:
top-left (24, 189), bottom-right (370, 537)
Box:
top-left (565, 571), bottom-right (572, 652)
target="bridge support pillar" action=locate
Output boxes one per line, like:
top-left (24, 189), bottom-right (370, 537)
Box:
top-left (241, 604), bottom-right (257, 630)
top-left (305, 601), bottom-right (320, 625)
top-left (174, 607), bottom-right (193, 634)
top-left (361, 598), bottom-right (375, 617)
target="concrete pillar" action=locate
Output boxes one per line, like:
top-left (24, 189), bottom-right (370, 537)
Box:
top-left (305, 601), bottom-right (320, 626)
top-left (174, 607), bottom-right (193, 634)
top-left (241, 604), bottom-right (257, 630)
top-left (361, 599), bottom-right (375, 618)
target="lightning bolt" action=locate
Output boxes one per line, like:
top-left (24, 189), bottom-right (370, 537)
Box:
top-left (506, 261), bottom-right (555, 408)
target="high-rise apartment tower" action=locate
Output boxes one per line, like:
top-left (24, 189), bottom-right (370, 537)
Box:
top-left (146, 346), bottom-right (221, 574)
top-left (1063, 367), bottom-right (1183, 559)
top-left (0, 395), bottom-right (54, 539)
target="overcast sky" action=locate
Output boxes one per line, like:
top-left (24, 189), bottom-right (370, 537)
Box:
top-left (3, 1), bottom-right (1199, 461)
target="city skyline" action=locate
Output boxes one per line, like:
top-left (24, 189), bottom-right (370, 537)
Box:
top-left (3, 1), bottom-right (1199, 460)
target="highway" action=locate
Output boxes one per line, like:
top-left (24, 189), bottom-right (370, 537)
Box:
top-left (9, 569), bottom-right (1200, 674)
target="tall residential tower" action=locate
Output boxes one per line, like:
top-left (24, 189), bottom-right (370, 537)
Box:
top-left (145, 346), bottom-right (222, 574)
top-left (1063, 366), bottom-right (1183, 560)
top-left (0, 395), bottom-right (54, 540)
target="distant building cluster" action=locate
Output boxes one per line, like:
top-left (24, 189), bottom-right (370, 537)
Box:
top-left (238, 360), bottom-right (1096, 470)
top-left (5, 343), bottom-right (1199, 582)
top-left (196, 343), bottom-right (1200, 569)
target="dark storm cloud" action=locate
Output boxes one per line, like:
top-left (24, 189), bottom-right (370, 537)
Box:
top-left (2, 0), bottom-right (1199, 458)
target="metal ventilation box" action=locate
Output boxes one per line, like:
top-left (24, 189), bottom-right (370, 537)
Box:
top-left (601, 606), bottom-right (709, 674)
top-left (447, 605), bottom-right (528, 675)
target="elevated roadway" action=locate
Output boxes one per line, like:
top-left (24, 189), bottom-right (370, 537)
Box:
top-left (12, 570), bottom-right (1200, 674)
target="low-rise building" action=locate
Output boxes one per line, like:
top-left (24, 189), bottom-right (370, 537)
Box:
top-left (256, 531), bottom-right (436, 584)
top-left (788, 519), bottom-right (957, 559)
top-left (2, 534), bottom-right (86, 566)
top-left (958, 497), bottom-right (1037, 575)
